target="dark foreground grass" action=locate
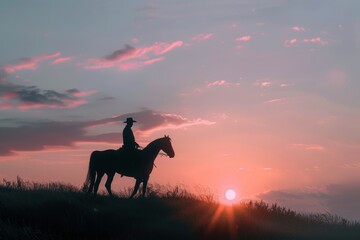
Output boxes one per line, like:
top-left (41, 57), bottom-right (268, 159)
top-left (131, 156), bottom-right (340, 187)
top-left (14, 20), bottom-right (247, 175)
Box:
top-left (0, 178), bottom-right (359, 240)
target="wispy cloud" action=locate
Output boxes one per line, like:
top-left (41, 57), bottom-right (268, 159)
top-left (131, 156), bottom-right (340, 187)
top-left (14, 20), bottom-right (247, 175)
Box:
top-left (292, 26), bottom-right (305, 32)
top-left (0, 110), bottom-right (214, 156)
top-left (235, 35), bottom-right (252, 42)
top-left (303, 37), bottom-right (328, 45)
top-left (293, 143), bottom-right (326, 151)
top-left (264, 98), bottom-right (285, 104)
top-left (87, 110), bottom-right (215, 134)
top-left (51, 57), bottom-right (73, 65)
top-left (254, 80), bottom-right (273, 87)
top-left (3, 52), bottom-right (61, 73)
top-left (85, 41), bottom-right (183, 71)
top-left (207, 80), bottom-right (229, 87)
top-left (284, 38), bottom-right (298, 47)
top-left (192, 33), bottom-right (214, 42)
top-left (181, 80), bottom-right (240, 96)
top-left (118, 57), bottom-right (164, 71)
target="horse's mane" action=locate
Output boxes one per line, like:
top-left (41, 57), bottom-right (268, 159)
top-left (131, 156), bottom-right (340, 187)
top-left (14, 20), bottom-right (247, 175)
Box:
top-left (143, 137), bottom-right (165, 151)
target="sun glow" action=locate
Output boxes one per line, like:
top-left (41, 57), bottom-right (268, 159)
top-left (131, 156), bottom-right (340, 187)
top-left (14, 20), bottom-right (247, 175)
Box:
top-left (225, 189), bottom-right (236, 201)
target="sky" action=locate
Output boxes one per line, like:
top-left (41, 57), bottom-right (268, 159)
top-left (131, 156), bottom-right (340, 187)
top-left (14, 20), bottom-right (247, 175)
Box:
top-left (1, 0), bottom-right (360, 220)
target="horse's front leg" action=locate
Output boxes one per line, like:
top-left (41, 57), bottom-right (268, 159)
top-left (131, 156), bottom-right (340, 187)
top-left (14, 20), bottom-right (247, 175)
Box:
top-left (142, 176), bottom-right (149, 198)
top-left (129, 179), bottom-right (141, 199)
top-left (105, 172), bottom-right (115, 197)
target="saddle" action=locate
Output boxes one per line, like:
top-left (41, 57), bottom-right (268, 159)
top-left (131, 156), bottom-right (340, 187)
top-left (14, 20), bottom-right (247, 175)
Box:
top-left (116, 147), bottom-right (142, 177)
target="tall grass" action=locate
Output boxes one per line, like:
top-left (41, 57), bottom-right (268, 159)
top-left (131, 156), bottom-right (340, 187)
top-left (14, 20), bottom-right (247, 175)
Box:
top-left (0, 177), bottom-right (359, 240)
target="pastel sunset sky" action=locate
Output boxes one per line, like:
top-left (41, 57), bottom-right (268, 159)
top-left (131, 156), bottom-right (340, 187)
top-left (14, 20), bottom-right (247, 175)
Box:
top-left (1, 1), bottom-right (360, 220)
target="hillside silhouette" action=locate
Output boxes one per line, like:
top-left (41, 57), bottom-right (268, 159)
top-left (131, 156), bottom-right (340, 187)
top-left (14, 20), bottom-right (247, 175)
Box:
top-left (0, 177), bottom-right (359, 240)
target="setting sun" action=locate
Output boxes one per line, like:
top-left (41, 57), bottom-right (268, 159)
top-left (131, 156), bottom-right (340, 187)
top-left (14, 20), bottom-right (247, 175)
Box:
top-left (225, 189), bottom-right (236, 201)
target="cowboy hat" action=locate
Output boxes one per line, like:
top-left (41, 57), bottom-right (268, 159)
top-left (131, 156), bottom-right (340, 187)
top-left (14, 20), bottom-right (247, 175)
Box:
top-left (124, 117), bottom-right (137, 123)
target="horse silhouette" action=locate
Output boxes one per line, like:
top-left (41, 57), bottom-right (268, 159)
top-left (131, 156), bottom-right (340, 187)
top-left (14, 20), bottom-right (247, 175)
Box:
top-left (83, 135), bottom-right (175, 198)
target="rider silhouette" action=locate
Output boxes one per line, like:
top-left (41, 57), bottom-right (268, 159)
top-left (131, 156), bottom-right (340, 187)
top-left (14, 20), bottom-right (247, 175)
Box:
top-left (122, 117), bottom-right (139, 152)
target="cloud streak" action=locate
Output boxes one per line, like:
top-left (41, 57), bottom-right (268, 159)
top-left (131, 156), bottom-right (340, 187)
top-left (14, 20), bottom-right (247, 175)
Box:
top-left (264, 98), bottom-right (285, 104)
top-left (284, 38), bottom-right (298, 47)
top-left (254, 80), bottom-right (273, 87)
top-left (292, 26), bottom-right (305, 32)
top-left (293, 143), bottom-right (326, 151)
top-left (207, 80), bottom-right (229, 87)
top-left (51, 57), bottom-right (73, 65)
top-left (235, 35), bottom-right (252, 42)
top-left (303, 37), bottom-right (328, 46)
top-left (0, 110), bottom-right (214, 156)
top-left (192, 33), bottom-right (214, 42)
top-left (3, 52), bottom-right (61, 73)
top-left (85, 41), bottom-right (183, 70)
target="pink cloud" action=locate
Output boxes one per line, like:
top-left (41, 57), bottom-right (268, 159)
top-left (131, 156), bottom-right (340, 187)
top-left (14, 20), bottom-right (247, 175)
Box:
top-left (118, 57), bottom-right (164, 71)
top-left (16, 99), bottom-right (88, 110)
top-left (149, 41), bottom-right (183, 55)
top-left (289, 39), bottom-right (297, 44)
top-left (254, 81), bottom-right (272, 87)
top-left (293, 144), bottom-right (326, 151)
top-left (137, 113), bottom-right (216, 135)
top-left (69, 90), bottom-right (97, 97)
top-left (0, 103), bottom-right (13, 110)
top-left (83, 62), bottom-right (115, 70)
top-left (143, 57), bottom-right (164, 65)
top-left (264, 98), bottom-right (285, 104)
top-left (118, 62), bottom-right (142, 71)
top-left (181, 80), bottom-right (240, 96)
top-left (4, 52), bottom-right (61, 73)
top-left (85, 41), bottom-right (183, 71)
top-left (284, 38), bottom-right (298, 47)
top-left (303, 37), bottom-right (328, 45)
top-left (192, 33), bottom-right (214, 41)
top-left (3, 92), bottom-right (18, 100)
top-left (292, 26), bottom-right (305, 32)
top-left (207, 80), bottom-right (229, 87)
top-left (51, 57), bottom-right (73, 65)
top-left (235, 35), bottom-right (252, 42)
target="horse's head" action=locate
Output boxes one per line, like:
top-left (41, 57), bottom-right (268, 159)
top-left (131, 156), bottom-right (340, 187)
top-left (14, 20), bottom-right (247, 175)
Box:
top-left (161, 135), bottom-right (175, 158)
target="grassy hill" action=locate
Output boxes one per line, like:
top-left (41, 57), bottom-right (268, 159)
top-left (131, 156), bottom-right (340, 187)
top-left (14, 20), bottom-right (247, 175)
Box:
top-left (0, 178), bottom-right (359, 240)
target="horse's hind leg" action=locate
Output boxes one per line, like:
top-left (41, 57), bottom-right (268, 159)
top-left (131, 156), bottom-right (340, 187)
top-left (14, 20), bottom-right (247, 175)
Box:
top-left (94, 171), bottom-right (104, 196)
top-left (129, 179), bottom-right (141, 199)
top-left (87, 171), bottom-right (96, 194)
top-left (105, 172), bottom-right (115, 197)
top-left (142, 176), bottom-right (149, 198)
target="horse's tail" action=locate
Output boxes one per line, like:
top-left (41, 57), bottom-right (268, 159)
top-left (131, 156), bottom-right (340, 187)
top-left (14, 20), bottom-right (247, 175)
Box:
top-left (82, 151), bottom-right (97, 193)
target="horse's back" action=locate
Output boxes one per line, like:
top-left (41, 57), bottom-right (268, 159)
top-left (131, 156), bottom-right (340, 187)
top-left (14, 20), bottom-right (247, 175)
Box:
top-left (91, 149), bottom-right (118, 157)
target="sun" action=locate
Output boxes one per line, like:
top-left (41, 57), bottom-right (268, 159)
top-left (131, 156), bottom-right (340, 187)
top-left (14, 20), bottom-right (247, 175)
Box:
top-left (225, 189), bottom-right (236, 201)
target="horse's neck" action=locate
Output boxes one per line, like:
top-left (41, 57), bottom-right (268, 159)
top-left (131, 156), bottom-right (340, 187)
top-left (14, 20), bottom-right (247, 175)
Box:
top-left (143, 139), bottom-right (161, 161)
